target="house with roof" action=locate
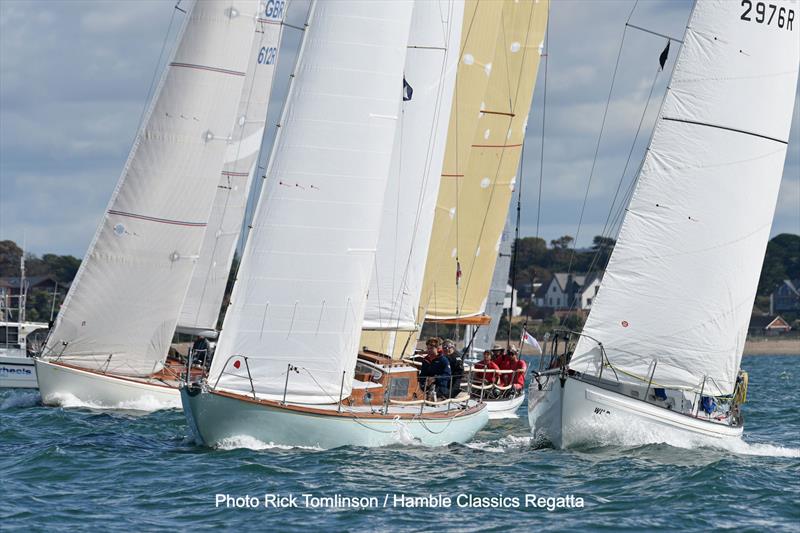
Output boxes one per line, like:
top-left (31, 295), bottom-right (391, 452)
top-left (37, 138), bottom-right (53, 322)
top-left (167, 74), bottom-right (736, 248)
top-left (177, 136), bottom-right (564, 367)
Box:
top-left (0, 276), bottom-right (59, 321)
top-left (770, 279), bottom-right (800, 314)
top-left (535, 272), bottom-right (603, 310)
top-left (748, 315), bottom-right (792, 336)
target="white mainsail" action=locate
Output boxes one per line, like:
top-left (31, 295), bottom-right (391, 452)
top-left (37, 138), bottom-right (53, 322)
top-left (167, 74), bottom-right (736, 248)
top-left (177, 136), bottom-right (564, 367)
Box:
top-left (361, 0), bottom-right (464, 336)
top-left (571, 0), bottom-right (800, 396)
top-left (43, 0), bottom-right (261, 376)
top-left (177, 1), bottom-right (287, 335)
top-left (209, 0), bottom-right (414, 403)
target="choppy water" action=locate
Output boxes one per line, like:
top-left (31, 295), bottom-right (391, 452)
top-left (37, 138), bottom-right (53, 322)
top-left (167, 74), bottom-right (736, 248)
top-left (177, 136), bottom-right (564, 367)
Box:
top-left (2, 355), bottom-right (798, 531)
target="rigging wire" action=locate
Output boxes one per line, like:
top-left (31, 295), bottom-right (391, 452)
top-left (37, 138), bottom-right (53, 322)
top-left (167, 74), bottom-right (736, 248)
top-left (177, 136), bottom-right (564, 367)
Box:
top-left (558, 1), bottom-right (638, 324)
top-left (135, 2), bottom-right (183, 135)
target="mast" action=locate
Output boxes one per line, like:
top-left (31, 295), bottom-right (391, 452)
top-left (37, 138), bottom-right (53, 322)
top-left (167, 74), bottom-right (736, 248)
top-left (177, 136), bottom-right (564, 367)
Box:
top-left (570, 0), bottom-right (800, 396)
top-left (208, 0), bottom-right (414, 404)
top-left (43, 0), bottom-right (262, 376)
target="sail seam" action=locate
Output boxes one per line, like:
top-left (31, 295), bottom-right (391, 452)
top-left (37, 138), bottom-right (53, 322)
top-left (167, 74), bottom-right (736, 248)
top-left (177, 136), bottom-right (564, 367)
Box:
top-left (107, 210), bottom-right (207, 227)
top-left (661, 117), bottom-right (788, 144)
top-left (169, 62), bottom-right (246, 77)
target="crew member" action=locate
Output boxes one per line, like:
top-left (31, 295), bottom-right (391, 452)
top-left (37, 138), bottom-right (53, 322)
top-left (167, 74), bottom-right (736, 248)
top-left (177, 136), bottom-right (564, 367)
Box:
top-left (506, 347), bottom-right (527, 392)
top-left (474, 350), bottom-right (500, 385)
top-left (443, 339), bottom-right (463, 397)
top-left (419, 338), bottom-right (452, 399)
top-left (492, 344), bottom-right (508, 370)
top-left (192, 335), bottom-right (211, 368)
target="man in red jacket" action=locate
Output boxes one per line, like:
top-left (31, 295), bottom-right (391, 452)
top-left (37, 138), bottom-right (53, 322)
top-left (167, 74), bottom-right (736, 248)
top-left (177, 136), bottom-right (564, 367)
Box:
top-left (473, 350), bottom-right (500, 385)
top-left (506, 348), bottom-right (527, 392)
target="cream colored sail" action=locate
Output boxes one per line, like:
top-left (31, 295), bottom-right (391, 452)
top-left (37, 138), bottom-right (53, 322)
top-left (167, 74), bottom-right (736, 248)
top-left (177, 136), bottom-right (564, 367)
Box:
top-left (423, 0), bottom-right (548, 321)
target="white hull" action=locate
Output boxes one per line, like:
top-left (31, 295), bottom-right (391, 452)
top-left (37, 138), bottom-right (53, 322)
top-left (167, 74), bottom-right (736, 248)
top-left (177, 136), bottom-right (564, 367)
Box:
top-left (485, 393), bottom-right (525, 419)
top-left (528, 375), bottom-right (743, 449)
top-left (35, 359), bottom-right (180, 410)
top-left (182, 387), bottom-right (489, 449)
top-left (0, 351), bottom-right (37, 389)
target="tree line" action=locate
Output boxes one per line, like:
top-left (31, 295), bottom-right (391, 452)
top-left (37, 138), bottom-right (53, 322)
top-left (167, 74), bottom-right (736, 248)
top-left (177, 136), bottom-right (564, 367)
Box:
top-left (1, 233), bottom-right (797, 325)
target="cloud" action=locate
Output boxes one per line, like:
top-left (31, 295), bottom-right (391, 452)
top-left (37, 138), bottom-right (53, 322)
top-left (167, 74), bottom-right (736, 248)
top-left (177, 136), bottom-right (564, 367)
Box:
top-left (0, 0), bottom-right (797, 258)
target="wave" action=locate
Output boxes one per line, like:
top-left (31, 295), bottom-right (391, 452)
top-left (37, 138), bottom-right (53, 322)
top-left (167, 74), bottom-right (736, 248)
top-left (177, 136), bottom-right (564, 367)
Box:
top-left (564, 415), bottom-right (800, 458)
top-left (215, 435), bottom-right (323, 451)
top-left (465, 434), bottom-right (539, 452)
top-left (43, 392), bottom-right (180, 412)
top-left (0, 390), bottom-right (41, 410)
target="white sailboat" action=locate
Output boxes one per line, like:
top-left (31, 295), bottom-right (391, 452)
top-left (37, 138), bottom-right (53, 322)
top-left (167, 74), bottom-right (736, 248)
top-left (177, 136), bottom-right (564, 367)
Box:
top-left (35, 0), bottom-right (273, 408)
top-left (528, 0), bottom-right (799, 448)
top-left (182, 0), bottom-right (488, 449)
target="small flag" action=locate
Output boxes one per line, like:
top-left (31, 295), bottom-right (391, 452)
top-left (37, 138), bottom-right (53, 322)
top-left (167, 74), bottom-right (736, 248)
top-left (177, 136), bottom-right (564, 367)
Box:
top-left (403, 77), bottom-right (413, 101)
top-left (456, 261), bottom-right (462, 284)
top-left (659, 40), bottom-right (670, 70)
top-left (522, 329), bottom-right (542, 353)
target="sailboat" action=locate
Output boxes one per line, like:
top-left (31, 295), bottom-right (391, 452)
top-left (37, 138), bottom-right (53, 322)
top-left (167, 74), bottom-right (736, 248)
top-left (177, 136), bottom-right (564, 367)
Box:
top-left (35, 0), bottom-right (281, 408)
top-left (182, 0), bottom-right (489, 449)
top-left (415, 0), bottom-right (549, 419)
top-left (528, 0), bottom-right (799, 448)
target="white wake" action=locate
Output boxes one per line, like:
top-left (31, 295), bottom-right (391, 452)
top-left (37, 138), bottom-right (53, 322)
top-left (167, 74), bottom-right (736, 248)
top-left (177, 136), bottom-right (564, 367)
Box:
top-left (215, 435), bottom-right (322, 451)
top-left (43, 392), bottom-right (180, 412)
top-left (565, 415), bottom-right (800, 458)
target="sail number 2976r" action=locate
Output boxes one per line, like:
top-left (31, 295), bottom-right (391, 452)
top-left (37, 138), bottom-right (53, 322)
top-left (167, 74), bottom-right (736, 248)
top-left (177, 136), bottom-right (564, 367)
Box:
top-left (741, 1), bottom-right (795, 30)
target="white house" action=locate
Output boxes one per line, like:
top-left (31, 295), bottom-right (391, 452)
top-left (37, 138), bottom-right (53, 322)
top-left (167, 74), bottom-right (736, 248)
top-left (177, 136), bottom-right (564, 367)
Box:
top-left (503, 284), bottom-right (522, 317)
top-left (535, 272), bottom-right (603, 310)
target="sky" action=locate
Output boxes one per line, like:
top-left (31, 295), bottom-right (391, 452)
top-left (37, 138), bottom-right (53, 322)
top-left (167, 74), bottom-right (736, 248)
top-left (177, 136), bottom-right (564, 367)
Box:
top-left (0, 0), bottom-right (798, 257)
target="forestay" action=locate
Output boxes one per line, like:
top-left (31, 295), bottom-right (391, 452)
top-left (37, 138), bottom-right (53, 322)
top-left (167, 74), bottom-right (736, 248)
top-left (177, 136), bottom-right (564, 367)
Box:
top-left (178, 0), bottom-right (287, 336)
top-left (361, 0), bottom-right (464, 340)
top-left (209, 0), bottom-right (414, 403)
top-left (571, 0), bottom-right (800, 396)
top-left (43, 0), bottom-right (260, 376)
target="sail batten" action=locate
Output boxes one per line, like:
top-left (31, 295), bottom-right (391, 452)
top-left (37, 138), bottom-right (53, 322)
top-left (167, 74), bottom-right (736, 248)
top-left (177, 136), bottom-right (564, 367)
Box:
top-left (571, 0), bottom-right (800, 396)
top-left (43, 0), bottom-right (261, 376)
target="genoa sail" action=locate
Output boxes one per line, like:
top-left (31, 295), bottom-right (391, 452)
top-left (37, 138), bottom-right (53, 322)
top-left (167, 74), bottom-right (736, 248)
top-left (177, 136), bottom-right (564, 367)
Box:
top-left (570, 0), bottom-right (800, 396)
top-left (422, 0), bottom-right (549, 322)
top-left (177, 1), bottom-right (287, 336)
top-left (208, 0), bottom-right (414, 403)
top-left (360, 0), bottom-right (464, 353)
top-left (42, 0), bottom-right (261, 376)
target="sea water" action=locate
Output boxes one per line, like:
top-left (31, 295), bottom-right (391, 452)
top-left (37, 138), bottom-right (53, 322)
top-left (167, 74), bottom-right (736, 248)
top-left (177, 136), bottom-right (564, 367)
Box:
top-left (1, 355), bottom-right (798, 531)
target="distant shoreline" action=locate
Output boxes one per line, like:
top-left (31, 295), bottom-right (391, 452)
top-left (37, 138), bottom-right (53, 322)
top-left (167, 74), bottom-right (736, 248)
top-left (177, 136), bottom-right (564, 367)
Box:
top-left (516, 337), bottom-right (800, 357)
top-left (743, 337), bottom-right (800, 356)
